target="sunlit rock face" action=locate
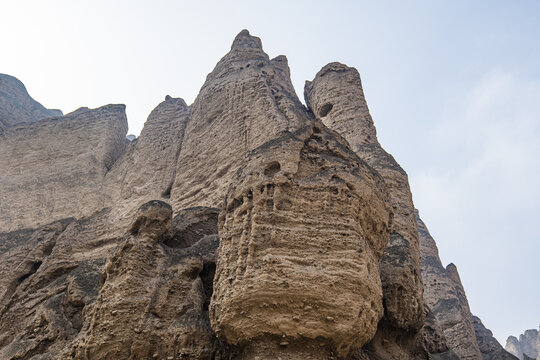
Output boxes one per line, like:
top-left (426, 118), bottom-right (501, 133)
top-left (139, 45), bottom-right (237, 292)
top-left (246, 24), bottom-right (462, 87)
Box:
top-left (170, 30), bottom-right (307, 211)
top-left (305, 62), bottom-right (425, 359)
top-left (210, 123), bottom-right (392, 359)
top-left (0, 104), bottom-right (127, 232)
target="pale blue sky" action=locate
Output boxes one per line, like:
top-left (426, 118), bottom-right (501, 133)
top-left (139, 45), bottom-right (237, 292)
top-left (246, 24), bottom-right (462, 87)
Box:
top-left (1, 0), bottom-right (538, 344)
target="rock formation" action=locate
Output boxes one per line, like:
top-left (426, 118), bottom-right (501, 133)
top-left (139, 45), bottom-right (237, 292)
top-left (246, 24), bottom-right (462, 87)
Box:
top-left (171, 30), bottom-right (306, 211)
top-left (211, 122), bottom-right (392, 359)
top-left (473, 316), bottom-right (519, 360)
top-left (0, 29), bottom-right (518, 360)
top-left (0, 105), bottom-right (127, 232)
top-left (0, 73), bottom-right (62, 134)
top-left (506, 329), bottom-right (540, 360)
top-left (416, 209), bottom-right (483, 359)
top-left (305, 62), bottom-right (425, 359)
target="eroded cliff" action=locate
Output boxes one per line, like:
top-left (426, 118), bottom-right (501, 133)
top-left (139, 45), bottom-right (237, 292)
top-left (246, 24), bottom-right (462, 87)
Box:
top-left (0, 30), bottom-right (510, 360)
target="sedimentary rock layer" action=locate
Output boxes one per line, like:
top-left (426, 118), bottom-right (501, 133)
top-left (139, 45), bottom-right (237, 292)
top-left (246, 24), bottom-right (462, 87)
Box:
top-left (305, 62), bottom-right (425, 359)
top-left (171, 30), bottom-right (307, 211)
top-left (0, 105), bottom-right (127, 232)
top-left (211, 122), bottom-right (392, 359)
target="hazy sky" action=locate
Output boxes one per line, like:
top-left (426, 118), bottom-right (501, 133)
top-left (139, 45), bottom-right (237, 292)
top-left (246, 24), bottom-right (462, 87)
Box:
top-left (2, 0), bottom-right (538, 344)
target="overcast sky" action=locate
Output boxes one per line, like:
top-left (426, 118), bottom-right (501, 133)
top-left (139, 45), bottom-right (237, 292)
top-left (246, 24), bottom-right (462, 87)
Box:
top-left (2, 0), bottom-right (538, 344)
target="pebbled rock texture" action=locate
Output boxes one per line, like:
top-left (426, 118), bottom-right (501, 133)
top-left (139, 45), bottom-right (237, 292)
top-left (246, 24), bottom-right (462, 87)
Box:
top-left (170, 30), bottom-right (307, 211)
top-left (210, 122), bottom-right (392, 359)
top-left (0, 30), bottom-right (509, 360)
top-left (305, 62), bottom-right (425, 359)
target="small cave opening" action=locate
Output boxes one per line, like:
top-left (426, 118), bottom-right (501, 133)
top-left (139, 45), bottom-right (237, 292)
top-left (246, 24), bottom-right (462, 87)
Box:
top-left (161, 183), bottom-right (173, 199)
top-left (200, 262), bottom-right (216, 311)
top-left (264, 161), bottom-right (281, 177)
top-left (318, 103), bottom-right (333, 117)
top-left (17, 261), bottom-right (43, 285)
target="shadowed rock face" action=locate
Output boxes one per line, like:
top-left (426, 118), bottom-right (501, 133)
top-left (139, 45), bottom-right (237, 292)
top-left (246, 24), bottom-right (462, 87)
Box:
top-left (211, 123), bottom-right (392, 359)
top-left (416, 210), bottom-right (482, 360)
top-left (61, 203), bottom-right (228, 360)
top-left (105, 96), bottom-right (191, 221)
top-left (473, 316), bottom-right (519, 360)
top-left (305, 62), bottom-right (425, 358)
top-left (0, 73), bottom-right (62, 134)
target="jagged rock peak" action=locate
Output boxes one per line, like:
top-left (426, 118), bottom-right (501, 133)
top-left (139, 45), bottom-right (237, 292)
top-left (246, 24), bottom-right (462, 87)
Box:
top-left (305, 62), bottom-right (379, 150)
top-left (231, 29), bottom-right (263, 50)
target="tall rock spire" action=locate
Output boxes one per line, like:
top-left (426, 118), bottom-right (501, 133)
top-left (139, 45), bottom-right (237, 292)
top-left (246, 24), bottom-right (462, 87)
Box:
top-left (170, 30), bottom-right (308, 210)
top-left (305, 62), bottom-right (425, 358)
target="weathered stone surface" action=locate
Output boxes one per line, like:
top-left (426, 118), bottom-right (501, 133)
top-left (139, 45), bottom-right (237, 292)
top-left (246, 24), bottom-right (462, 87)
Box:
top-left (473, 316), bottom-right (519, 360)
top-left (0, 73), bottom-right (62, 134)
top-left (506, 329), bottom-right (540, 360)
top-left (63, 202), bottom-right (228, 360)
top-left (0, 29), bottom-right (514, 360)
top-left (0, 209), bottom-right (118, 360)
top-left (0, 105), bottom-right (128, 232)
top-left (305, 62), bottom-right (425, 359)
top-left (171, 30), bottom-right (307, 211)
top-left (416, 209), bottom-right (483, 360)
top-left (210, 122), bottom-right (393, 359)
top-left (105, 96), bottom-right (190, 221)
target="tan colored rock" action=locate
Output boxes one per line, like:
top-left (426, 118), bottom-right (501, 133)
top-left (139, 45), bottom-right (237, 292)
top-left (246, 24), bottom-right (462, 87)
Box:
top-left (210, 122), bottom-right (393, 358)
top-left (0, 105), bottom-right (127, 232)
top-left (105, 96), bottom-right (190, 221)
top-left (416, 209), bottom-right (483, 360)
top-left (63, 203), bottom-right (226, 360)
top-left (0, 209), bottom-right (118, 360)
top-left (305, 63), bottom-right (425, 357)
top-left (170, 30), bottom-right (307, 211)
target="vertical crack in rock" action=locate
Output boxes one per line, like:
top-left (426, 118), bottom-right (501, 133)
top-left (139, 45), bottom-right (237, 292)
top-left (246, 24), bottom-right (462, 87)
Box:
top-left (210, 124), bottom-right (392, 359)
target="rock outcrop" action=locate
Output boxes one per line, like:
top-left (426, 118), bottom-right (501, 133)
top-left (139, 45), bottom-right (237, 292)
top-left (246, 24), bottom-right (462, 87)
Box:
top-left (0, 105), bottom-right (128, 232)
top-left (211, 122), bottom-right (392, 359)
top-left (473, 316), bottom-right (519, 360)
top-left (506, 329), bottom-right (540, 360)
top-left (0, 73), bottom-right (62, 134)
top-left (0, 30), bottom-right (516, 360)
top-left (305, 62), bottom-right (425, 359)
top-left (171, 30), bottom-right (306, 211)
top-left (416, 209), bottom-right (483, 359)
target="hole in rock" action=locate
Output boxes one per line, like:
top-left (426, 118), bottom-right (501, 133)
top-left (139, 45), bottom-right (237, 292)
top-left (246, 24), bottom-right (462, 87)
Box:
top-left (319, 103), bottom-right (333, 117)
top-left (200, 263), bottom-right (216, 311)
top-left (17, 261), bottom-right (43, 284)
top-left (264, 161), bottom-right (281, 177)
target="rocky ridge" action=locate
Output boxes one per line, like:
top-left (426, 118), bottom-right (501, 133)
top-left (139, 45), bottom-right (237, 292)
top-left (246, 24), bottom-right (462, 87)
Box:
top-left (506, 329), bottom-right (540, 360)
top-left (0, 30), bottom-right (519, 359)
